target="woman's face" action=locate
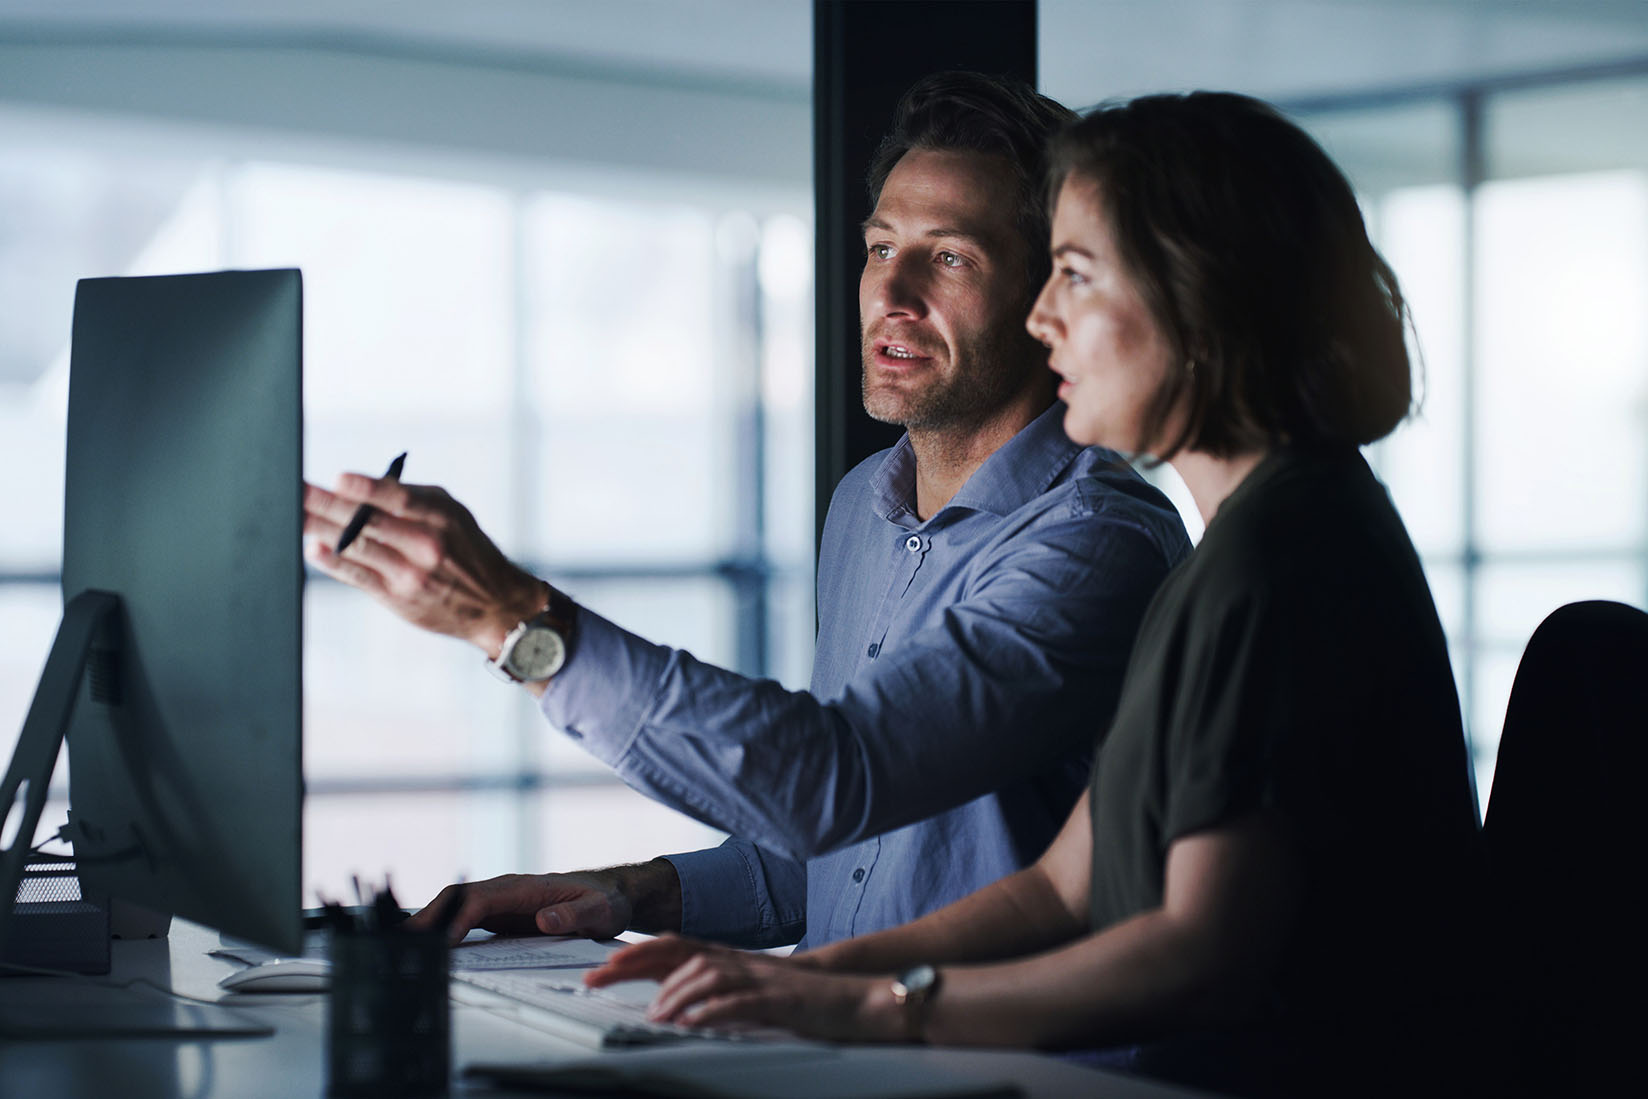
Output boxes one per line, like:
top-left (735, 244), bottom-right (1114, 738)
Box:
top-left (1026, 178), bottom-right (1177, 452)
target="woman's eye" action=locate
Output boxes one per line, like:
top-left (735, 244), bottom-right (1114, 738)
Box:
top-left (937, 251), bottom-right (964, 268)
top-left (1060, 266), bottom-right (1088, 287)
top-left (867, 243), bottom-right (893, 260)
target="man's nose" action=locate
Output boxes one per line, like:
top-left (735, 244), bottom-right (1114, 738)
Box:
top-left (864, 255), bottom-right (928, 320)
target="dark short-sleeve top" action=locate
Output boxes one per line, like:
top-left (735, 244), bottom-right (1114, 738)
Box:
top-left (1088, 446), bottom-right (1478, 1062)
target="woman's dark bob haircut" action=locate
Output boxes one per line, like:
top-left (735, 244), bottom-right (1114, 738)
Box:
top-left (1048, 92), bottom-right (1413, 460)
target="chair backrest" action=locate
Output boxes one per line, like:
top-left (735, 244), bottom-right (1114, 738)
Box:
top-left (1477, 599), bottom-right (1647, 1094)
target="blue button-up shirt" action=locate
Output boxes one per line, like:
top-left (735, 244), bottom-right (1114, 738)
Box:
top-left (540, 404), bottom-right (1189, 949)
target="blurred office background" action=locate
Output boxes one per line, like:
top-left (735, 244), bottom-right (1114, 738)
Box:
top-left (2, 0), bottom-right (1646, 904)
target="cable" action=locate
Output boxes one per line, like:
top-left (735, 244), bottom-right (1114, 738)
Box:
top-left (25, 824), bottom-right (144, 865)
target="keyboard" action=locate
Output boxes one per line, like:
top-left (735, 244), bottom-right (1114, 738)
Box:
top-left (454, 969), bottom-right (742, 1049)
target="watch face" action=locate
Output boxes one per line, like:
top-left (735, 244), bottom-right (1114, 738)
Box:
top-left (507, 625), bottom-right (566, 680)
top-left (894, 964), bottom-right (936, 1004)
top-left (901, 965), bottom-right (936, 995)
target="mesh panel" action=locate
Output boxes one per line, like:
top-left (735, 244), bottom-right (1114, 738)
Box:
top-left (15, 862), bottom-right (84, 904)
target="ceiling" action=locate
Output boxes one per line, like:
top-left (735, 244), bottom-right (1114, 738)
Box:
top-left (2, 0), bottom-right (1648, 105)
top-left (1, 2), bottom-right (1646, 389)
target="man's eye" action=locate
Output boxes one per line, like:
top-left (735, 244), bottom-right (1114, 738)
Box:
top-left (867, 243), bottom-right (893, 260)
top-left (937, 251), bottom-right (964, 268)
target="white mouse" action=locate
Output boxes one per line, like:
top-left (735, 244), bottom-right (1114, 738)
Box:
top-left (218, 957), bottom-right (332, 993)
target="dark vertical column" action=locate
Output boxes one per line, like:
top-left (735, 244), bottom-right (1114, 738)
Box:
top-left (1459, 89), bottom-right (1484, 808)
top-left (812, 0), bottom-right (1038, 546)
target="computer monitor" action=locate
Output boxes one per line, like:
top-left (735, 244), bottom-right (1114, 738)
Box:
top-left (0, 269), bottom-right (304, 958)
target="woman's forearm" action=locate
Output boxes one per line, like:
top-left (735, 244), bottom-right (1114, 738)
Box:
top-left (810, 862), bottom-right (1085, 974)
top-left (921, 815), bottom-right (1299, 1049)
top-left (920, 907), bottom-right (1231, 1048)
top-left (813, 790), bottom-right (1095, 975)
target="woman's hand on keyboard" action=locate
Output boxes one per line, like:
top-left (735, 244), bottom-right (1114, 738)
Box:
top-left (584, 934), bottom-right (903, 1042)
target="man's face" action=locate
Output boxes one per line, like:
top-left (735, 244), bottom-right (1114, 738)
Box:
top-left (859, 148), bottom-right (1044, 432)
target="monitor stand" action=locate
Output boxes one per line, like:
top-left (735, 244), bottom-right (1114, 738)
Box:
top-left (0, 590), bottom-right (267, 1037)
top-left (1, 590), bottom-right (120, 965)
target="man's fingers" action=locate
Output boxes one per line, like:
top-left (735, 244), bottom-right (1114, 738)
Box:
top-left (335, 471), bottom-right (420, 516)
top-left (304, 539), bottom-right (393, 597)
top-left (303, 511), bottom-right (344, 543)
top-left (304, 481), bottom-right (420, 566)
top-left (402, 883), bottom-right (464, 934)
top-left (304, 472), bottom-right (535, 648)
top-left (306, 478), bottom-right (420, 538)
top-left (306, 526), bottom-right (450, 613)
top-left (314, 495), bottom-right (466, 579)
top-left (304, 481), bottom-right (360, 525)
top-left (536, 891), bottom-right (616, 937)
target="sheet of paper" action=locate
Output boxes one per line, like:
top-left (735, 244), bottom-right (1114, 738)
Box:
top-left (450, 934), bottom-right (623, 971)
top-left (215, 930), bottom-right (615, 971)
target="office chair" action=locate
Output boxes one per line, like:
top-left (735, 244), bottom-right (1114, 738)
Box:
top-left (1476, 599), bottom-right (1647, 1096)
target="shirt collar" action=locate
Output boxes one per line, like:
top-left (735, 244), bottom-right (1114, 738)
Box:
top-left (868, 403), bottom-right (1085, 526)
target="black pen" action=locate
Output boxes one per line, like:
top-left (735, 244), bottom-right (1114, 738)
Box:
top-left (375, 879), bottom-right (408, 931)
top-left (334, 451), bottom-right (406, 556)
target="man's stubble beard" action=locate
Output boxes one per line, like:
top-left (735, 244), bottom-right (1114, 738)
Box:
top-left (860, 323), bottom-right (1045, 434)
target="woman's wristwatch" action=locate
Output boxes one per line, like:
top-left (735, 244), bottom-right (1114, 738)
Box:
top-left (890, 964), bottom-right (941, 1042)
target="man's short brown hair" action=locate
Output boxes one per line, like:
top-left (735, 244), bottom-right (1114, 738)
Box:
top-left (869, 72), bottom-right (1077, 307)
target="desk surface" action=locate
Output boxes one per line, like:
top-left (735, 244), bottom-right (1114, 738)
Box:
top-left (0, 920), bottom-right (1209, 1098)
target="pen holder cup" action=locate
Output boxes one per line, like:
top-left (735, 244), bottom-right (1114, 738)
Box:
top-left (326, 926), bottom-right (450, 1098)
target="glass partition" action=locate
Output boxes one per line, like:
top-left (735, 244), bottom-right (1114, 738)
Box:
top-left (1295, 70), bottom-right (1648, 805)
top-left (0, 110), bottom-right (813, 903)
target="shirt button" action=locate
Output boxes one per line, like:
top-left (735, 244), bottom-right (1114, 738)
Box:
top-left (905, 535), bottom-right (921, 552)
top-left (866, 643), bottom-right (879, 658)
top-left (852, 868), bottom-right (865, 883)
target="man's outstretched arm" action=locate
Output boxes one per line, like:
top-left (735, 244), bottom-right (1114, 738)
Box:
top-left (545, 514), bottom-right (1172, 859)
top-left (304, 467), bottom-right (1177, 860)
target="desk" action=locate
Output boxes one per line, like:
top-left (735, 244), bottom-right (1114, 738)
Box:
top-left (0, 921), bottom-right (1209, 1098)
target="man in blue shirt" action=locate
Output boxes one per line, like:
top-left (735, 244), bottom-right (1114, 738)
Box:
top-left (305, 73), bottom-right (1189, 950)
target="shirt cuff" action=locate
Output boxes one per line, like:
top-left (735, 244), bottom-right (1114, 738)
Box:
top-left (663, 847), bottom-right (763, 943)
top-left (538, 607), bottom-right (670, 768)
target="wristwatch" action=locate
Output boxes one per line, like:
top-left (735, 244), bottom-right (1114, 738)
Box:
top-left (890, 964), bottom-right (940, 1042)
top-left (488, 587), bottom-right (577, 683)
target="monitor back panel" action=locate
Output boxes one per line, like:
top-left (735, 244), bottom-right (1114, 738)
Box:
top-left (62, 269), bottom-right (303, 954)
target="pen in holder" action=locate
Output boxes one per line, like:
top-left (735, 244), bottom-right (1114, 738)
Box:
top-left (325, 882), bottom-right (458, 1098)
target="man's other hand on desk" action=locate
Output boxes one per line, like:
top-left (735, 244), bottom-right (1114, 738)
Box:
top-left (403, 860), bottom-right (685, 945)
top-left (302, 475), bottom-right (549, 674)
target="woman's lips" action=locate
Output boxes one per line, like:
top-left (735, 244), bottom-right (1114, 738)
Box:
top-left (1049, 360), bottom-right (1076, 398)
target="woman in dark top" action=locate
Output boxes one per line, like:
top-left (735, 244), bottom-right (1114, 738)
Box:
top-left (586, 92), bottom-right (1479, 1095)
